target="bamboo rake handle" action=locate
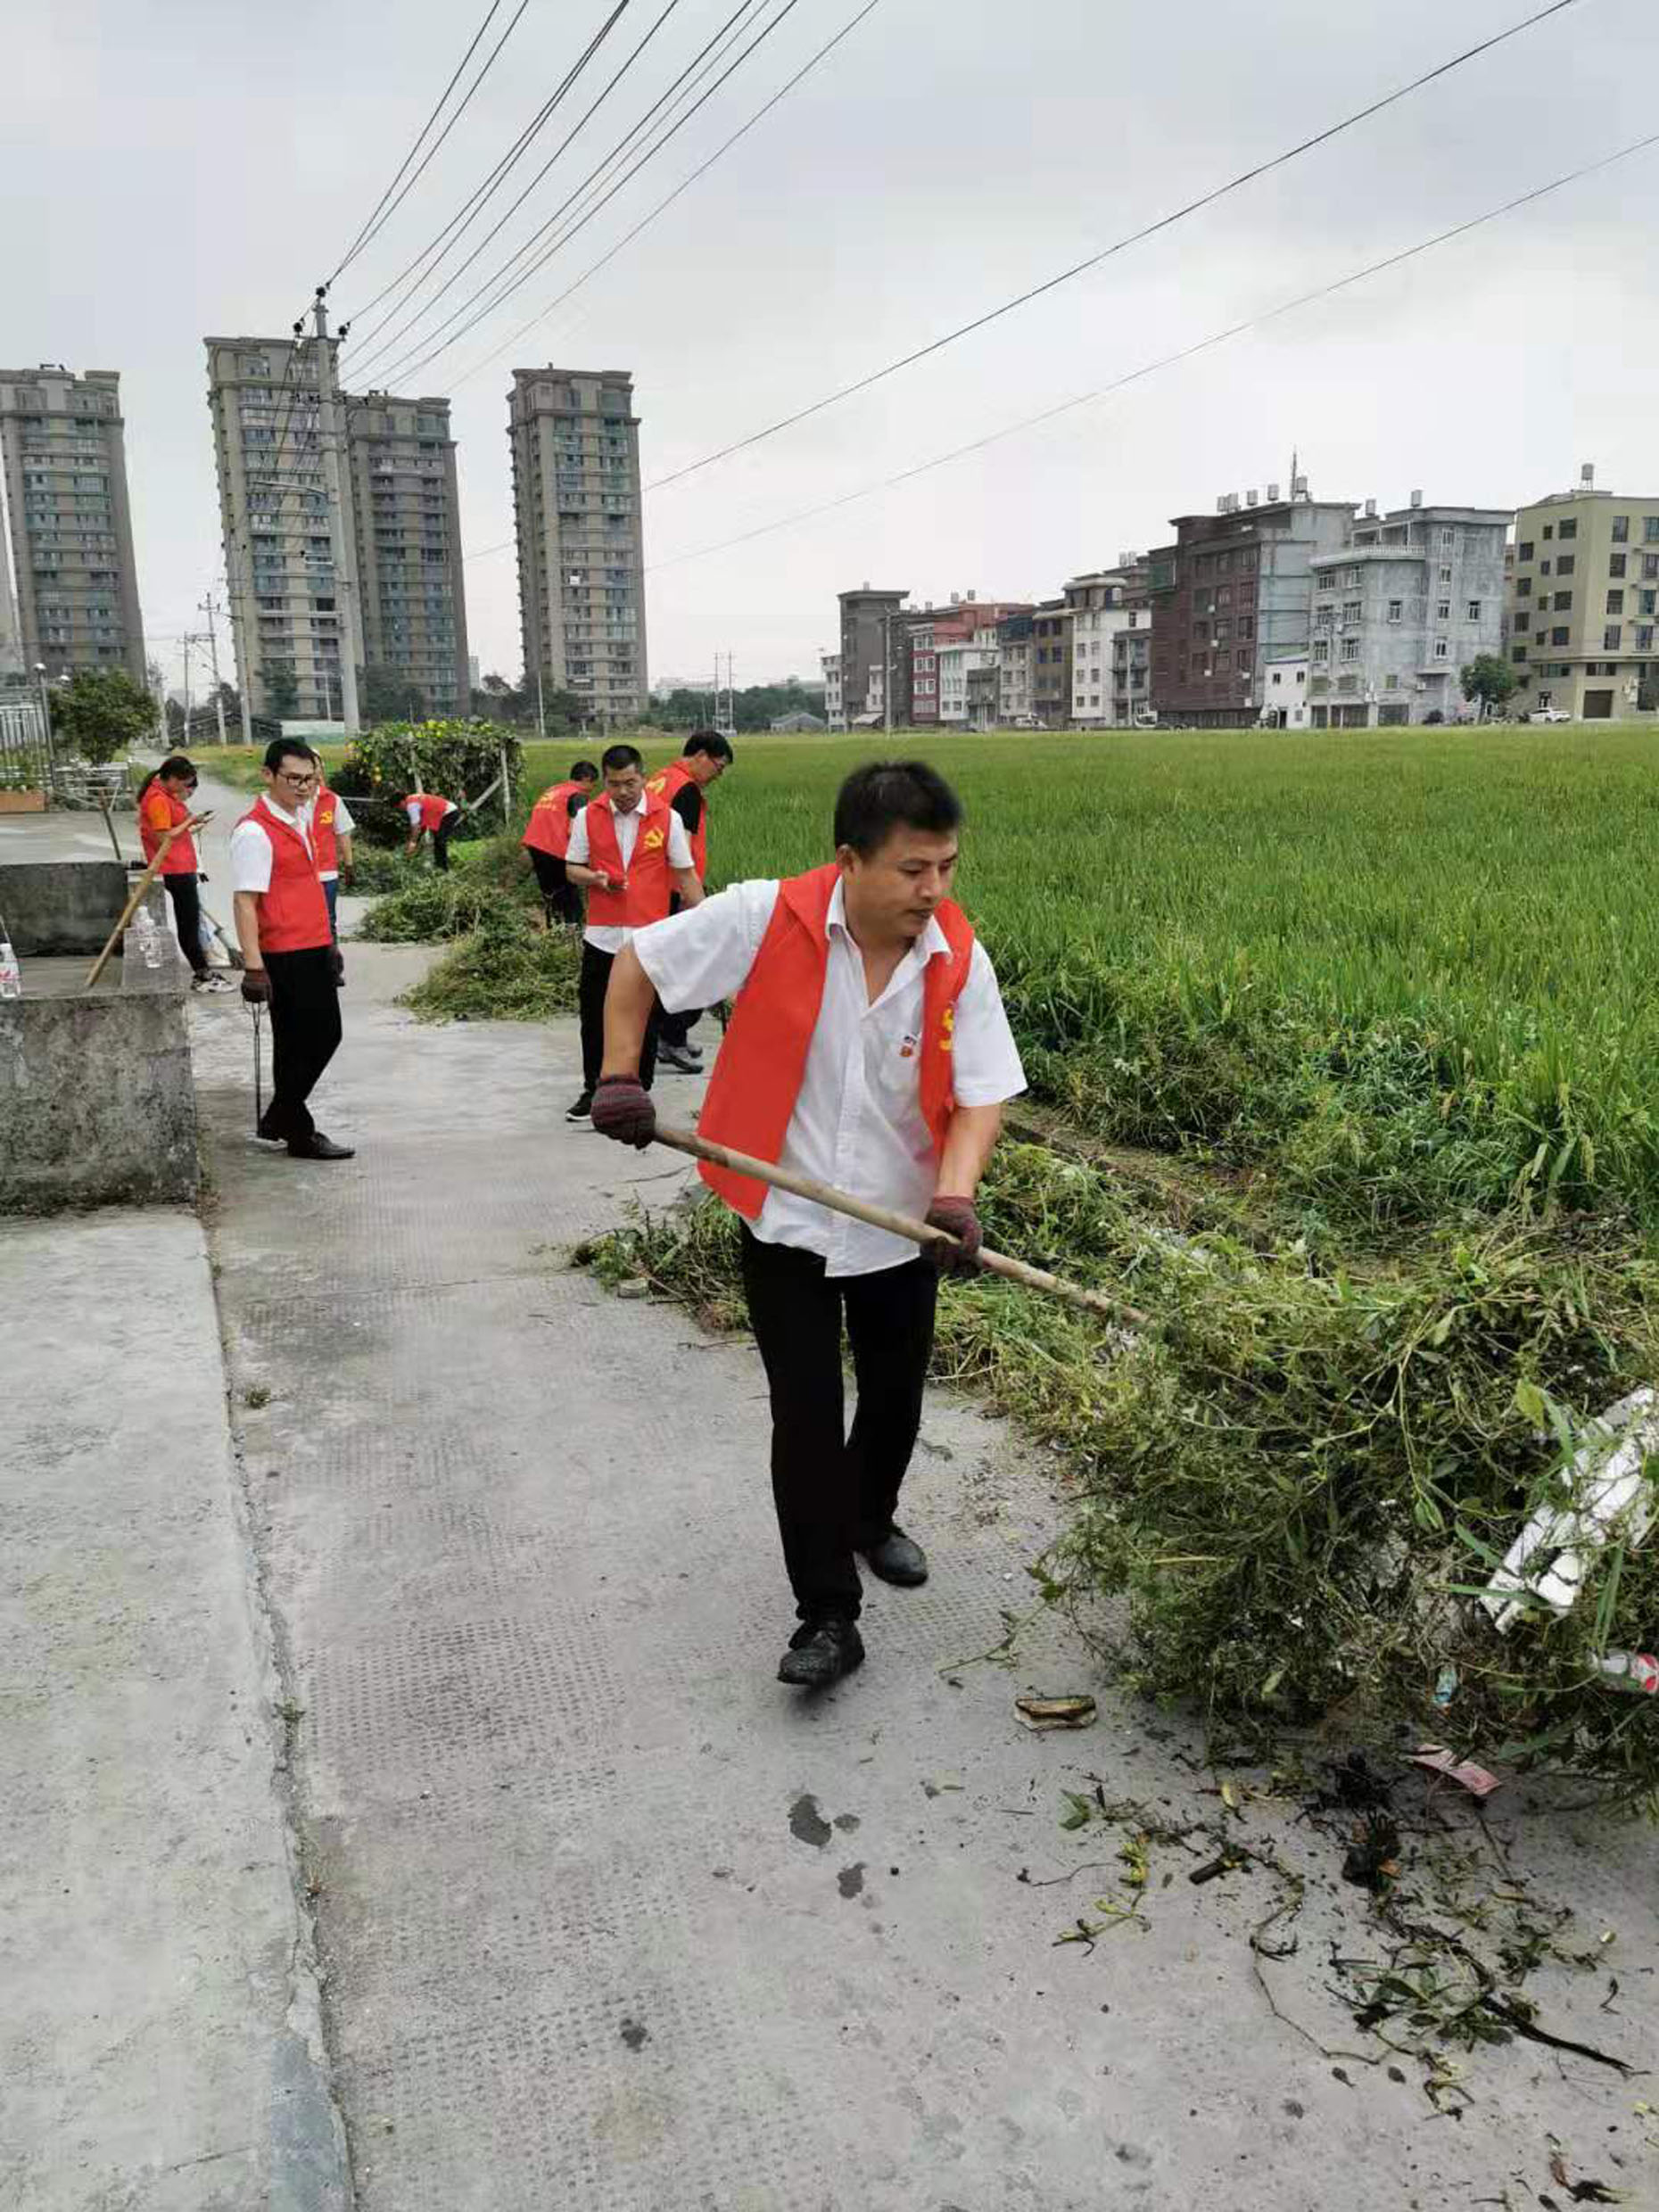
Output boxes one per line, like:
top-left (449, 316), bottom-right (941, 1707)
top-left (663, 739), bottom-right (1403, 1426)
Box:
top-left (651, 1122), bottom-right (1147, 1329)
top-left (82, 815), bottom-right (210, 991)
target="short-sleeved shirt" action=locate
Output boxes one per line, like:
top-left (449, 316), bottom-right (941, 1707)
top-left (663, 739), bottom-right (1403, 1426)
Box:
top-left (632, 876), bottom-right (1026, 1275)
top-left (565, 800), bottom-right (694, 953)
top-left (229, 796), bottom-right (313, 895)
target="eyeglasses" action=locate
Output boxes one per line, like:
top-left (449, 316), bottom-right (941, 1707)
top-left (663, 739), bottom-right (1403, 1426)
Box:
top-left (276, 771), bottom-right (318, 788)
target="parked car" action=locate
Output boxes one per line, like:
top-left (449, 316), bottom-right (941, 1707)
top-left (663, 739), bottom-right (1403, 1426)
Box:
top-left (1529, 707), bottom-right (1572, 723)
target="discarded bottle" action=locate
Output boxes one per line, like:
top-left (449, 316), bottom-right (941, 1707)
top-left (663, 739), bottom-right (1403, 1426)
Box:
top-left (0, 938), bottom-right (21, 999)
top-left (132, 907), bottom-right (163, 970)
top-left (1595, 1650), bottom-right (1659, 1695)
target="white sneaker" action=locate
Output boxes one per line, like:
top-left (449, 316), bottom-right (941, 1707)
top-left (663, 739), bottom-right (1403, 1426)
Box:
top-left (192, 972), bottom-right (235, 994)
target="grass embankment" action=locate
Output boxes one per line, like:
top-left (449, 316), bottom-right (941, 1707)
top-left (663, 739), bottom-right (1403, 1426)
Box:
top-left (356, 827), bottom-right (580, 1021)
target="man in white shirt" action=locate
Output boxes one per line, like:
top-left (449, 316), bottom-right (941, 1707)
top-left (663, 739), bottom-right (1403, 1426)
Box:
top-left (590, 760), bottom-right (1025, 1689)
top-left (562, 742), bottom-right (701, 1124)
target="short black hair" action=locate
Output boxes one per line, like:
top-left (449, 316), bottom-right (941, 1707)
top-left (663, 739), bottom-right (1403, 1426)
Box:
top-left (833, 760), bottom-right (962, 857)
top-left (570, 759), bottom-right (599, 782)
top-left (683, 730), bottom-right (733, 763)
top-left (601, 743), bottom-right (643, 773)
top-left (263, 737), bottom-right (315, 773)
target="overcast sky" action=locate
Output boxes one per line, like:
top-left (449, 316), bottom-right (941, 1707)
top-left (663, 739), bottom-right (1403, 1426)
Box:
top-left (4, 0), bottom-right (1655, 698)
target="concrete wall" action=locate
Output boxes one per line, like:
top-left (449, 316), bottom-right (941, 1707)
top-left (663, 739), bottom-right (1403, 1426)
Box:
top-left (2, 860), bottom-right (129, 955)
top-left (0, 987), bottom-right (197, 1212)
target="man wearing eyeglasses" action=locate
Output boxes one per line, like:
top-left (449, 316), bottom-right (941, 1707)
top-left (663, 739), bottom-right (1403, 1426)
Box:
top-left (228, 738), bottom-right (354, 1161)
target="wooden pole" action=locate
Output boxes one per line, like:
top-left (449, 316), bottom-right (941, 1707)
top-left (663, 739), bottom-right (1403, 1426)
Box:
top-left (650, 1122), bottom-right (1147, 1328)
top-left (95, 788), bottom-right (125, 863)
top-left (82, 813), bottom-right (211, 991)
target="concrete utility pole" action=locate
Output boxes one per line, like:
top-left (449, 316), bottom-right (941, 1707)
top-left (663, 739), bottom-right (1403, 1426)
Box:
top-left (311, 289), bottom-right (361, 736)
top-left (536, 665), bottom-right (546, 738)
top-left (200, 594), bottom-right (228, 747)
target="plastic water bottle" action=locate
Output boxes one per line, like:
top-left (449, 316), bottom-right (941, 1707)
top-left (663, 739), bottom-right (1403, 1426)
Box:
top-left (132, 907), bottom-right (163, 970)
top-left (0, 938), bottom-right (20, 1000)
top-left (1596, 1650), bottom-right (1659, 1695)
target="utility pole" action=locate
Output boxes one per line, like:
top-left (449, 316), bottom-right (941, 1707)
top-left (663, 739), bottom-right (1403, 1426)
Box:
top-left (180, 632), bottom-right (195, 744)
top-left (311, 288), bottom-right (361, 736)
top-left (536, 665), bottom-right (546, 738)
top-left (883, 612), bottom-right (893, 737)
top-left (201, 594), bottom-right (228, 747)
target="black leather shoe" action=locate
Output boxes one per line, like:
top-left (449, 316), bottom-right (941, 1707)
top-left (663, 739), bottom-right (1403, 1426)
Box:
top-left (777, 1618), bottom-right (865, 1688)
top-left (861, 1527), bottom-right (929, 1587)
top-left (288, 1133), bottom-right (355, 1160)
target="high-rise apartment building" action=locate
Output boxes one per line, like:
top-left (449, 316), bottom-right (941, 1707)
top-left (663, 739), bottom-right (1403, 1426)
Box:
top-left (1507, 466), bottom-right (1659, 721)
top-left (0, 364), bottom-right (145, 683)
top-left (206, 336), bottom-right (470, 723)
top-left (509, 367), bottom-right (648, 723)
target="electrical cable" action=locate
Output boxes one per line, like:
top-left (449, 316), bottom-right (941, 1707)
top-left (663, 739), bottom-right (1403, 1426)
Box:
top-left (450, 0), bottom-right (887, 392)
top-left (376, 0), bottom-right (807, 392)
top-left (644, 0), bottom-right (1589, 493)
top-left (329, 0), bottom-right (526, 285)
top-left (644, 128), bottom-right (1659, 574)
top-left (348, 0), bottom-right (699, 382)
top-left (344, 1), bottom-right (637, 350)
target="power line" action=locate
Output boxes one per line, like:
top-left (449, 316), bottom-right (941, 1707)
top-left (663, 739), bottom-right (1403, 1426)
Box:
top-left (349, 0), bottom-right (697, 383)
top-left (451, 0), bottom-right (888, 392)
top-left (344, 2), bottom-right (637, 351)
top-left (329, 1), bottom-right (525, 284)
top-left (644, 128), bottom-right (1659, 574)
top-left (376, 0), bottom-right (809, 392)
top-left (644, 0), bottom-right (1589, 494)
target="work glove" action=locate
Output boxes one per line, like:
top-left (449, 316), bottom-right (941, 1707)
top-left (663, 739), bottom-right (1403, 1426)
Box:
top-left (925, 1195), bottom-right (983, 1277)
top-left (198, 871), bottom-right (210, 884)
top-left (241, 970), bottom-right (272, 1005)
top-left (591, 1075), bottom-right (656, 1150)
top-left (330, 946), bottom-right (346, 987)
top-left (340, 866), bottom-right (354, 889)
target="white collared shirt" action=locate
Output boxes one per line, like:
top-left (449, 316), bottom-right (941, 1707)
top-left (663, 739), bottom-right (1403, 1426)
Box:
top-left (228, 793), bottom-right (313, 894)
top-left (632, 877), bottom-right (1026, 1276)
top-left (566, 800), bottom-right (694, 953)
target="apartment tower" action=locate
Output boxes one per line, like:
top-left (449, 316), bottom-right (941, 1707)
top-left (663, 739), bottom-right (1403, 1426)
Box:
top-left (509, 367), bottom-right (648, 724)
top-left (0, 364), bottom-right (145, 682)
top-left (1507, 465), bottom-right (1659, 720)
top-left (206, 336), bottom-right (470, 722)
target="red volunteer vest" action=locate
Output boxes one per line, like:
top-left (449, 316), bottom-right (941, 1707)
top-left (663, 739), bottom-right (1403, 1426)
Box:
top-left (582, 793), bottom-right (675, 930)
top-left (409, 793), bottom-right (454, 832)
top-left (645, 759), bottom-right (707, 880)
top-left (138, 783), bottom-right (197, 875)
top-left (312, 786), bottom-right (341, 876)
top-left (239, 797), bottom-right (331, 954)
top-left (522, 780), bottom-right (585, 860)
top-left (697, 863), bottom-right (976, 1220)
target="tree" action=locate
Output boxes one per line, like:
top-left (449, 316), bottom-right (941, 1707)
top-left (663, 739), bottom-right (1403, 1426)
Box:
top-left (360, 664), bottom-right (428, 723)
top-left (1460, 654), bottom-right (1518, 720)
top-left (260, 664), bottom-right (300, 720)
top-left (47, 667), bottom-right (159, 764)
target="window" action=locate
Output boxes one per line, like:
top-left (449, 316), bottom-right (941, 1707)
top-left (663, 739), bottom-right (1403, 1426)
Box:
top-left (1557, 518), bottom-right (1578, 541)
top-left (1517, 540), bottom-right (1534, 561)
top-left (1434, 640), bottom-right (1449, 659)
top-left (1312, 638), bottom-right (1330, 664)
top-left (1342, 599), bottom-right (1361, 623)
top-left (1440, 529), bottom-right (1456, 549)
top-left (1643, 591), bottom-right (1657, 617)
top-left (1552, 627), bottom-right (1570, 647)
top-left (1236, 649), bottom-right (1251, 672)
top-left (1541, 559), bottom-right (1552, 576)
top-left (1341, 637), bottom-right (1361, 662)
top-left (1607, 590), bottom-right (1625, 615)
top-left (1440, 565), bottom-right (1453, 585)
top-left (1386, 599), bottom-right (1402, 623)
top-left (1436, 599), bottom-right (1451, 621)
top-left (1638, 627), bottom-right (1655, 654)
top-left (1342, 565), bottom-right (1360, 587)
top-left (1646, 557), bottom-right (1659, 581)
top-left (1611, 554), bottom-right (1628, 579)
top-left (1513, 612), bottom-right (1530, 633)
top-left (1516, 576), bottom-right (1532, 598)
top-left (1513, 645), bottom-right (1528, 664)
top-left (1613, 516), bottom-right (1630, 543)
top-left (1604, 626), bottom-right (1622, 651)
top-left (1466, 600), bottom-right (1482, 621)
top-left (1554, 590), bottom-right (1572, 611)
top-left (1559, 555), bottom-right (1578, 577)
top-left (1543, 523), bottom-right (1555, 541)
top-left (1647, 517), bottom-right (1659, 542)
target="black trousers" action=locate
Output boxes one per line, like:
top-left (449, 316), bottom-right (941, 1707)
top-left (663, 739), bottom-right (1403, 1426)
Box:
top-left (260, 945), bottom-right (343, 1145)
top-left (739, 1226), bottom-right (939, 1622)
top-left (578, 940), bottom-right (660, 1094)
top-left (530, 849), bottom-right (582, 925)
top-left (433, 812), bottom-right (459, 871)
top-left (657, 890), bottom-right (698, 1046)
top-left (161, 872), bottom-right (208, 976)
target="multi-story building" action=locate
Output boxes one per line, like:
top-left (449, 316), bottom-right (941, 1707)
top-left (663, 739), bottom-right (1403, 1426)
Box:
top-left (1149, 478), bottom-right (1356, 727)
top-left (1110, 610), bottom-right (1153, 723)
top-left (821, 651), bottom-right (845, 730)
top-left (0, 364), bottom-right (144, 683)
top-left (998, 610), bottom-right (1035, 723)
top-left (1064, 561), bottom-right (1147, 726)
top-left (837, 584), bottom-right (907, 731)
top-left (1308, 495), bottom-right (1510, 727)
top-left (207, 336), bottom-right (471, 722)
top-left (938, 626), bottom-right (1003, 729)
top-left (1030, 599), bottom-right (1070, 725)
top-left (510, 367), bottom-right (648, 724)
top-left (1507, 466), bottom-right (1659, 721)
top-left (909, 594), bottom-right (1030, 728)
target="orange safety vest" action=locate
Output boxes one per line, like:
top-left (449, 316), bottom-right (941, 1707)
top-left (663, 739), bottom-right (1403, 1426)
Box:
top-left (645, 758), bottom-right (707, 880)
top-left (311, 785), bottom-right (341, 876)
top-left (238, 797), bottom-right (330, 954)
top-left (522, 780), bottom-right (586, 860)
top-left (408, 793), bottom-right (455, 833)
top-left (697, 863), bottom-right (976, 1220)
top-left (137, 782), bottom-right (197, 875)
top-left (582, 792), bottom-right (676, 931)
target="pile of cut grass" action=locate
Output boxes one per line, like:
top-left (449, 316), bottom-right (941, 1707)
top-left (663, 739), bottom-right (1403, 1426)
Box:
top-left (585, 1147), bottom-right (1659, 1808)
